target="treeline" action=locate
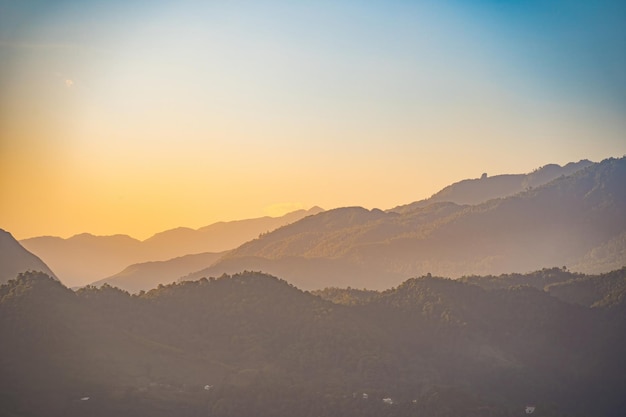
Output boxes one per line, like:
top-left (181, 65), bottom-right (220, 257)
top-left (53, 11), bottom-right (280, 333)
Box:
top-left (1, 269), bottom-right (625, 416)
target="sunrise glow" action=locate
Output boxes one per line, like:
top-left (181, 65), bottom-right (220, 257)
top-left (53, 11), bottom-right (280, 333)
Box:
top-left (1, 0), bottom-right (625, 240)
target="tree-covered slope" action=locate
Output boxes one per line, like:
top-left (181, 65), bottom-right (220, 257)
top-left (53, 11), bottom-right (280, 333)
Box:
top-left (2, 270), bottom-right (624, 416)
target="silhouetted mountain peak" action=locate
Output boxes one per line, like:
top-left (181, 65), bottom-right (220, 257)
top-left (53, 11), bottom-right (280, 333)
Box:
top-left (0, 229), bottom-right (58, 284)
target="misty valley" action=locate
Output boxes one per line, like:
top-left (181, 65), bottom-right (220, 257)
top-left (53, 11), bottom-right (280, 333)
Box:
top-left (1, 158), bottom-right (625, 416)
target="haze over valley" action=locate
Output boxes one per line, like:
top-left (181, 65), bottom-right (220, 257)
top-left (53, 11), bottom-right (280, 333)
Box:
top-left (8, 158), bottom-right (623, 293)
top-left (19, 207), bottom-right (323, 288)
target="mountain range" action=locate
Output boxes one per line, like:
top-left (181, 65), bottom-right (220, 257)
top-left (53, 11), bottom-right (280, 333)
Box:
top-left (12, 158), bottom-right (624, 293)
top-left (390, 159), bottom-right (593, 212)
top-left (187, 157), bottom-right (625, 290)
top-left (19, 207), bottom-right (323, 287)
top-left (2, 157), bottom-right (625, 416)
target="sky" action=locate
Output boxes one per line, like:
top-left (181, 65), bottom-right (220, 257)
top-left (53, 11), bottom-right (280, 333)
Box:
top-left (1, 0), bottom-right (625, 240)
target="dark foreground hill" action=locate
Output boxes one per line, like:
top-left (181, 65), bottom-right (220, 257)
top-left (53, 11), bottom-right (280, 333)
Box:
top-left (190, 157), bottom-right (626, 289)
top-left (1, 270), bottom-right (624, 417)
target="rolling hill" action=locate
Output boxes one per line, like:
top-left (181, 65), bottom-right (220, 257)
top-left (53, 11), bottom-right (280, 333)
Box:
top-left (2, 270), bottom-right (624, 416)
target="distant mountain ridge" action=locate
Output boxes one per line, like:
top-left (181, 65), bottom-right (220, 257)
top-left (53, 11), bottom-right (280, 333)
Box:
top-left (15, 158), bottom-right (621, 291)
top-left (91, 251), bottom-right (226, 293)
top-left (20, 207), bottom-right (323, 287)
top-left (391, 159), bottom-right (593, 213)
top-left (188, 158), bottom-right (626, 289)
top-left (141, 207), bottom-right (325, 258)
top-left (0, 229), bottom-right (57, 283)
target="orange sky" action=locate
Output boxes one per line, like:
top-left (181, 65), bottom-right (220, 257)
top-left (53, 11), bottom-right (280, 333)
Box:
top-left (1, 1), bottom-right (625, 240)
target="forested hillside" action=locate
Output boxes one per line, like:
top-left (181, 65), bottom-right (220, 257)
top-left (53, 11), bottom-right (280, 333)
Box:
top-left (1, 270), bottom-right (624, 417)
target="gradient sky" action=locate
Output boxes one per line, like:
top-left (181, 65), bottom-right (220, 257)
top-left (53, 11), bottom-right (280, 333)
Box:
top-left (1, 0), bottom-right (625, 240)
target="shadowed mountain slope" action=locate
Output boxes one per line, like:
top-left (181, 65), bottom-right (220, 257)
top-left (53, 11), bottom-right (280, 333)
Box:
top-left (0, 229), bottom-right (57, 283)
top-left (193, 158), bottom-right (625, 289)
top-left (90, 252), bottom-right (226, 293)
